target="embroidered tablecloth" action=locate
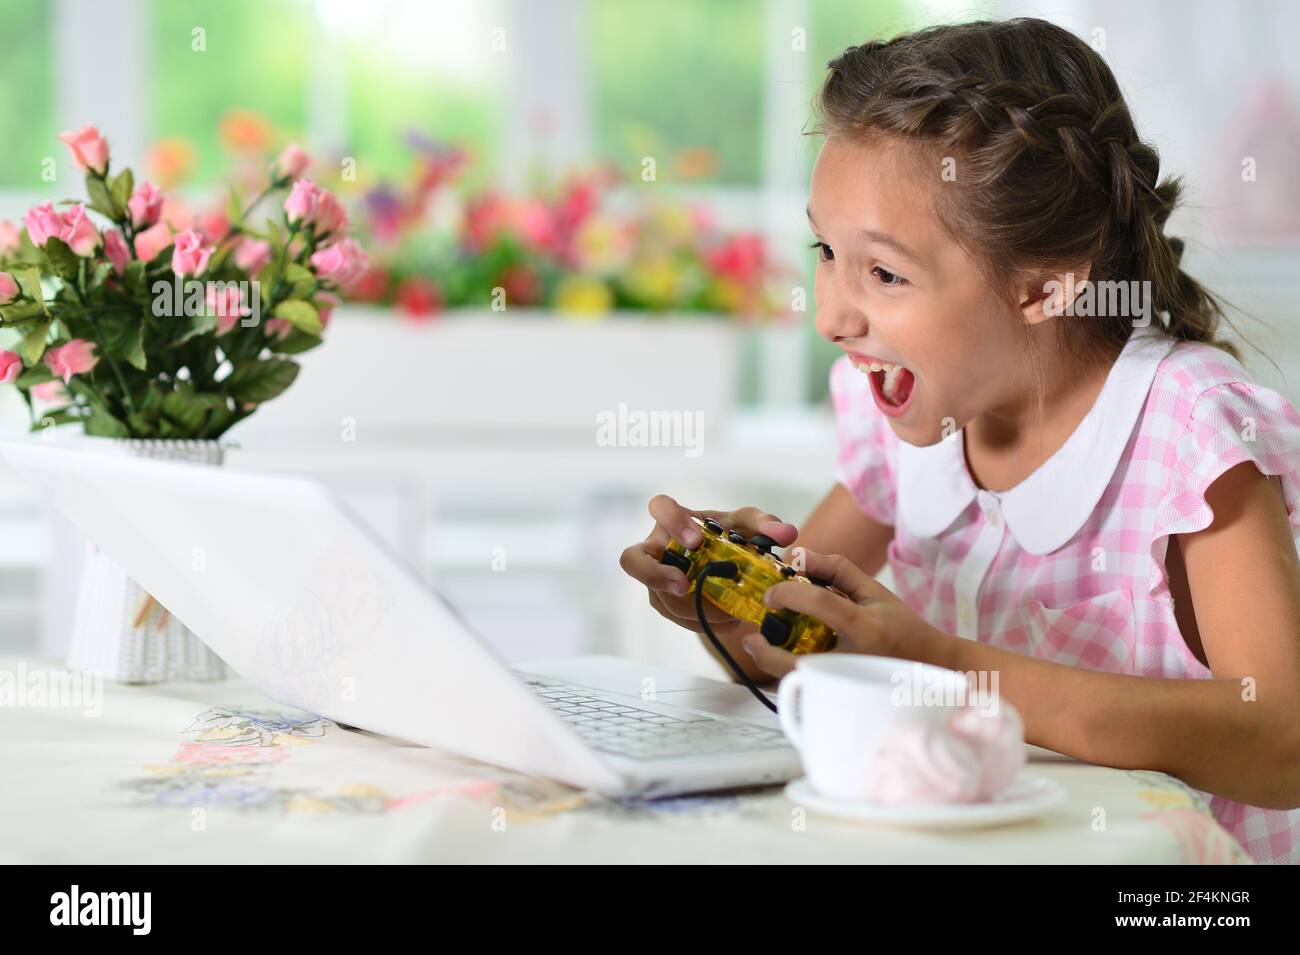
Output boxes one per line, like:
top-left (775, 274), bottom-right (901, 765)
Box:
top-left (0, 655), bottom-right (1249, 864)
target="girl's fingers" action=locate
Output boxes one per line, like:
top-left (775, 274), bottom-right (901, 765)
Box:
top-left (649, 593), bottom-right (746, 637)
top-left (785, 548), bottom-right (888, 603)
top-left (619, 538), bottom-right (692, 594)
top-left (741, 635), bottom-right (798, 678)
top-left (730, 506), bottom-right (800, 547)
top-left (763, 576), bottom-right (869, 636)
top-left (648, 494), bottom-right (706, 548)
top-left (650, 590), bottom-right (735, 626)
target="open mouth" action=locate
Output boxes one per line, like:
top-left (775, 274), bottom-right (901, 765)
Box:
top-left (850, 356), bottom-right (916, 415)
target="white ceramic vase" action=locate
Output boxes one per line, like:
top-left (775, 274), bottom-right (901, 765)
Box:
top-left (65, 439), bottom-right (228, 683)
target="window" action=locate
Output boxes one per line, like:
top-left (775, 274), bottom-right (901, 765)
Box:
top-left (0, 0), bottom-right (54, 187)
top-left (590, 0), bottom-right (765, 186)
top-left (150, 0), bottom-right (312, 182)
top-left (332, 0), bottom-right (506, 185)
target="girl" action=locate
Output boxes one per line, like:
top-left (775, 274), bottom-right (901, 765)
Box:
top-left (620, 18), bottom-right (1300, 864)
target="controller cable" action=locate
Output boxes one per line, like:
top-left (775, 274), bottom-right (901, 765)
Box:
top-left (695, 561), bottom-right (779, 713)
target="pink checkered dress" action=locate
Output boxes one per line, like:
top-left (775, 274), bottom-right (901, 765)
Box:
top-left (830, 325), bottom-right (1300, 864)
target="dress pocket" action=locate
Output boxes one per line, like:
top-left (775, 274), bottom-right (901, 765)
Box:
top-left (885, 537), bottom-right (936, 618)
top-left (1019, 589), bottom-right (1136, 673)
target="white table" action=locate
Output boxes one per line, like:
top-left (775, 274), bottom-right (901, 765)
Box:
top-left (0, 654), bottom-right (1251, 864)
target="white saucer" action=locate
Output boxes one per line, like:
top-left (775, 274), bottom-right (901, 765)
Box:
top-left (784, 773), bottom-right (1066, 830)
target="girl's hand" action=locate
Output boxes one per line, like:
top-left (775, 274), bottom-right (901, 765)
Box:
top-left (619, 494), bottom-right (799, 638)
top-left (743, 546), bottom-right (951, 678)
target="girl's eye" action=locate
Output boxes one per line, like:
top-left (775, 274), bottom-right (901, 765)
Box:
top-left (872, 266), bottom-right (906, 288)
top-left (809, 241), bottom-right (833, 262)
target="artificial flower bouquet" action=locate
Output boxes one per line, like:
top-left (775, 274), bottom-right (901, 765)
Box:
top-left (343, 134), bottom-right (795, 322)
top-left (0, 125), bottom-right (368, 439)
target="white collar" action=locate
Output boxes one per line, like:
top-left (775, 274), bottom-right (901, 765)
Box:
top-left (896, 325), bottom-right (1174, 555)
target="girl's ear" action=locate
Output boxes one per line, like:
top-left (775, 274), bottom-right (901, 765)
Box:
top-left (1019, 265), bottom-right (1093, 326)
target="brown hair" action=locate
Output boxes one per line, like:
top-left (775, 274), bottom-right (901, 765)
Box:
top-left (809, 17), bottom-right (1239, 362)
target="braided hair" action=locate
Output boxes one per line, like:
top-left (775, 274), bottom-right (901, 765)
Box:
top-left (810, 18), bottom-right (1237, 361)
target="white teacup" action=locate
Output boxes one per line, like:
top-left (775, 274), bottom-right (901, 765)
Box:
top-left (777, 655), bottom-right (1023, 804)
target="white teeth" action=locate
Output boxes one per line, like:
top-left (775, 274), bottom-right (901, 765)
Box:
top-left (883, 364), bottom-right (906, 402)
top-left (853, 358), bottom-right (901, 377)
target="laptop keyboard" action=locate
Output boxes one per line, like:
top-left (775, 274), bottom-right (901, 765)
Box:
top-left (519, 675), bottom-right (789, 760)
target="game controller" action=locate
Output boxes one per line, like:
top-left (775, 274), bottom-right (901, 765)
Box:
top-left (659, 516), bottom-right (841, 654)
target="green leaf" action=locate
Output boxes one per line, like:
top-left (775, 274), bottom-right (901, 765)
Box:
top-left (89, 260), bottom-right (115, 291)
top-left (172, 311), bottom-right (218, 345)
top-left (122, 323), bottom-right (146, 371)
top-left (85, 173), bottom-right (118, 220)
top-left (265, 218), bottom-right (283, 254)
top-left (109, 168), bottom-right (134, 217)
top-left (202, 405), bottom-right (237, 438)
top-left (30, 409), bottom-right (79, 430)
top-left (14, 364), bottom-right (54, 388)
top-left (271, 299), bottom-right (320, 335)
top-left (84, 409), bottom-right (130, 438)
top-left (98, 311), bottom-right (146, 370)
top-left (225, 358), bottom-right (299, 404)
top-left (269, 328), bottom-right (323, 355)
top-left (123, 260), bottom-right (145, 295)
top-left (283, 262), bottom-right (316, 298)
top-left (21, 319), bottom-right (51, 364)
top-left (41, 237), bottom-right (80, 280)
top-left (15, 266), bottom-right (43, 301)
top-left (125, 413), bottom-right (157, 437)
top-left (161, 389), bottom-right (226, 435)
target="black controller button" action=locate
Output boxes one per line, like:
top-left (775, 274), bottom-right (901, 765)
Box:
top-left (808, 575), bottom-right (834, 589)
top-left (726, 530), bottom-right (747, 546)
top-left (702, 518), bottom-right (723, 534)
top-left (749, 533), bottom-right (776, 554)
top-left (760, 612), bottom-right (792, 646)
top-left (660, 550), bottom-right (691, 573)
top-left (779, 565), bottom-right (796, 577)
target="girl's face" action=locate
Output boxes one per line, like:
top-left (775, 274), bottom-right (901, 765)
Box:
top-left (809, 134), bottom-right (1037, 446)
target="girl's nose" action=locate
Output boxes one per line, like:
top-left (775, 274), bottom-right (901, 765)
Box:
top-left (813, 265), bottom-right (869, 343)
top-left (814, 298), bottom-right (868, 345)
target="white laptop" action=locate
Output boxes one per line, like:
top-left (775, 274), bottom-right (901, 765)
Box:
top-left (1, 441), bottom-right (801, 798)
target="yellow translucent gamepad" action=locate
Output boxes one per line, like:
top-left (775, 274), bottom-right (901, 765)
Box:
top-left (660, 516), bottom-right (840, 654)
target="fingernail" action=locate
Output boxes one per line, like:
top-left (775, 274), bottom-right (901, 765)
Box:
top-left (682, 526), bottom-right (702, 548)
top-left (742, 636), bottom-right (759, 658)
top-left (671, 578), bottom-right (688, 596)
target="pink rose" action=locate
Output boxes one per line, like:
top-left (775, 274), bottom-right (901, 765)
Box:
top-left (264, 318), bottom-right (293, 340)
top-left (0, 349), bottom-right (21, 384)
top-left (134, 221), bottom-right (173, 263)
top-left (32, 380), bottom-right (69, 408)
top-left (310, 238), bottom-right (367, 290)
top-left (0, 272), bottom-right (19, 305)
top-left (312, 191), bottom-right (349, 237)
top-left (0, 220), bottom-right (20, 256)
top-left (58, 125), bottom-right (110, 176)
top-left (127, 181), bottom-right (165, 228)
top-left (274, 143), bottom-right (312, 181)
top-left (283, 179), bottom-right (321, 225)
top-left (171, 228), bottom-right (213, 276)
top-left (23, 202), bottom-right (64, 247)
top-left (206, 285), bottom-right (246, 335)
top-left (44, 339), bottom-right (98, 384)
top-left (161, 196), bottom-right (193, 232)
top-left (233, 238), bottom-right (271, 274)
top-left (103, 229), bottom-right (131, 276)
top-left (58, 204), bottom-right (101, 257)
top-left (197, 209), bottom-right (229, 244)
